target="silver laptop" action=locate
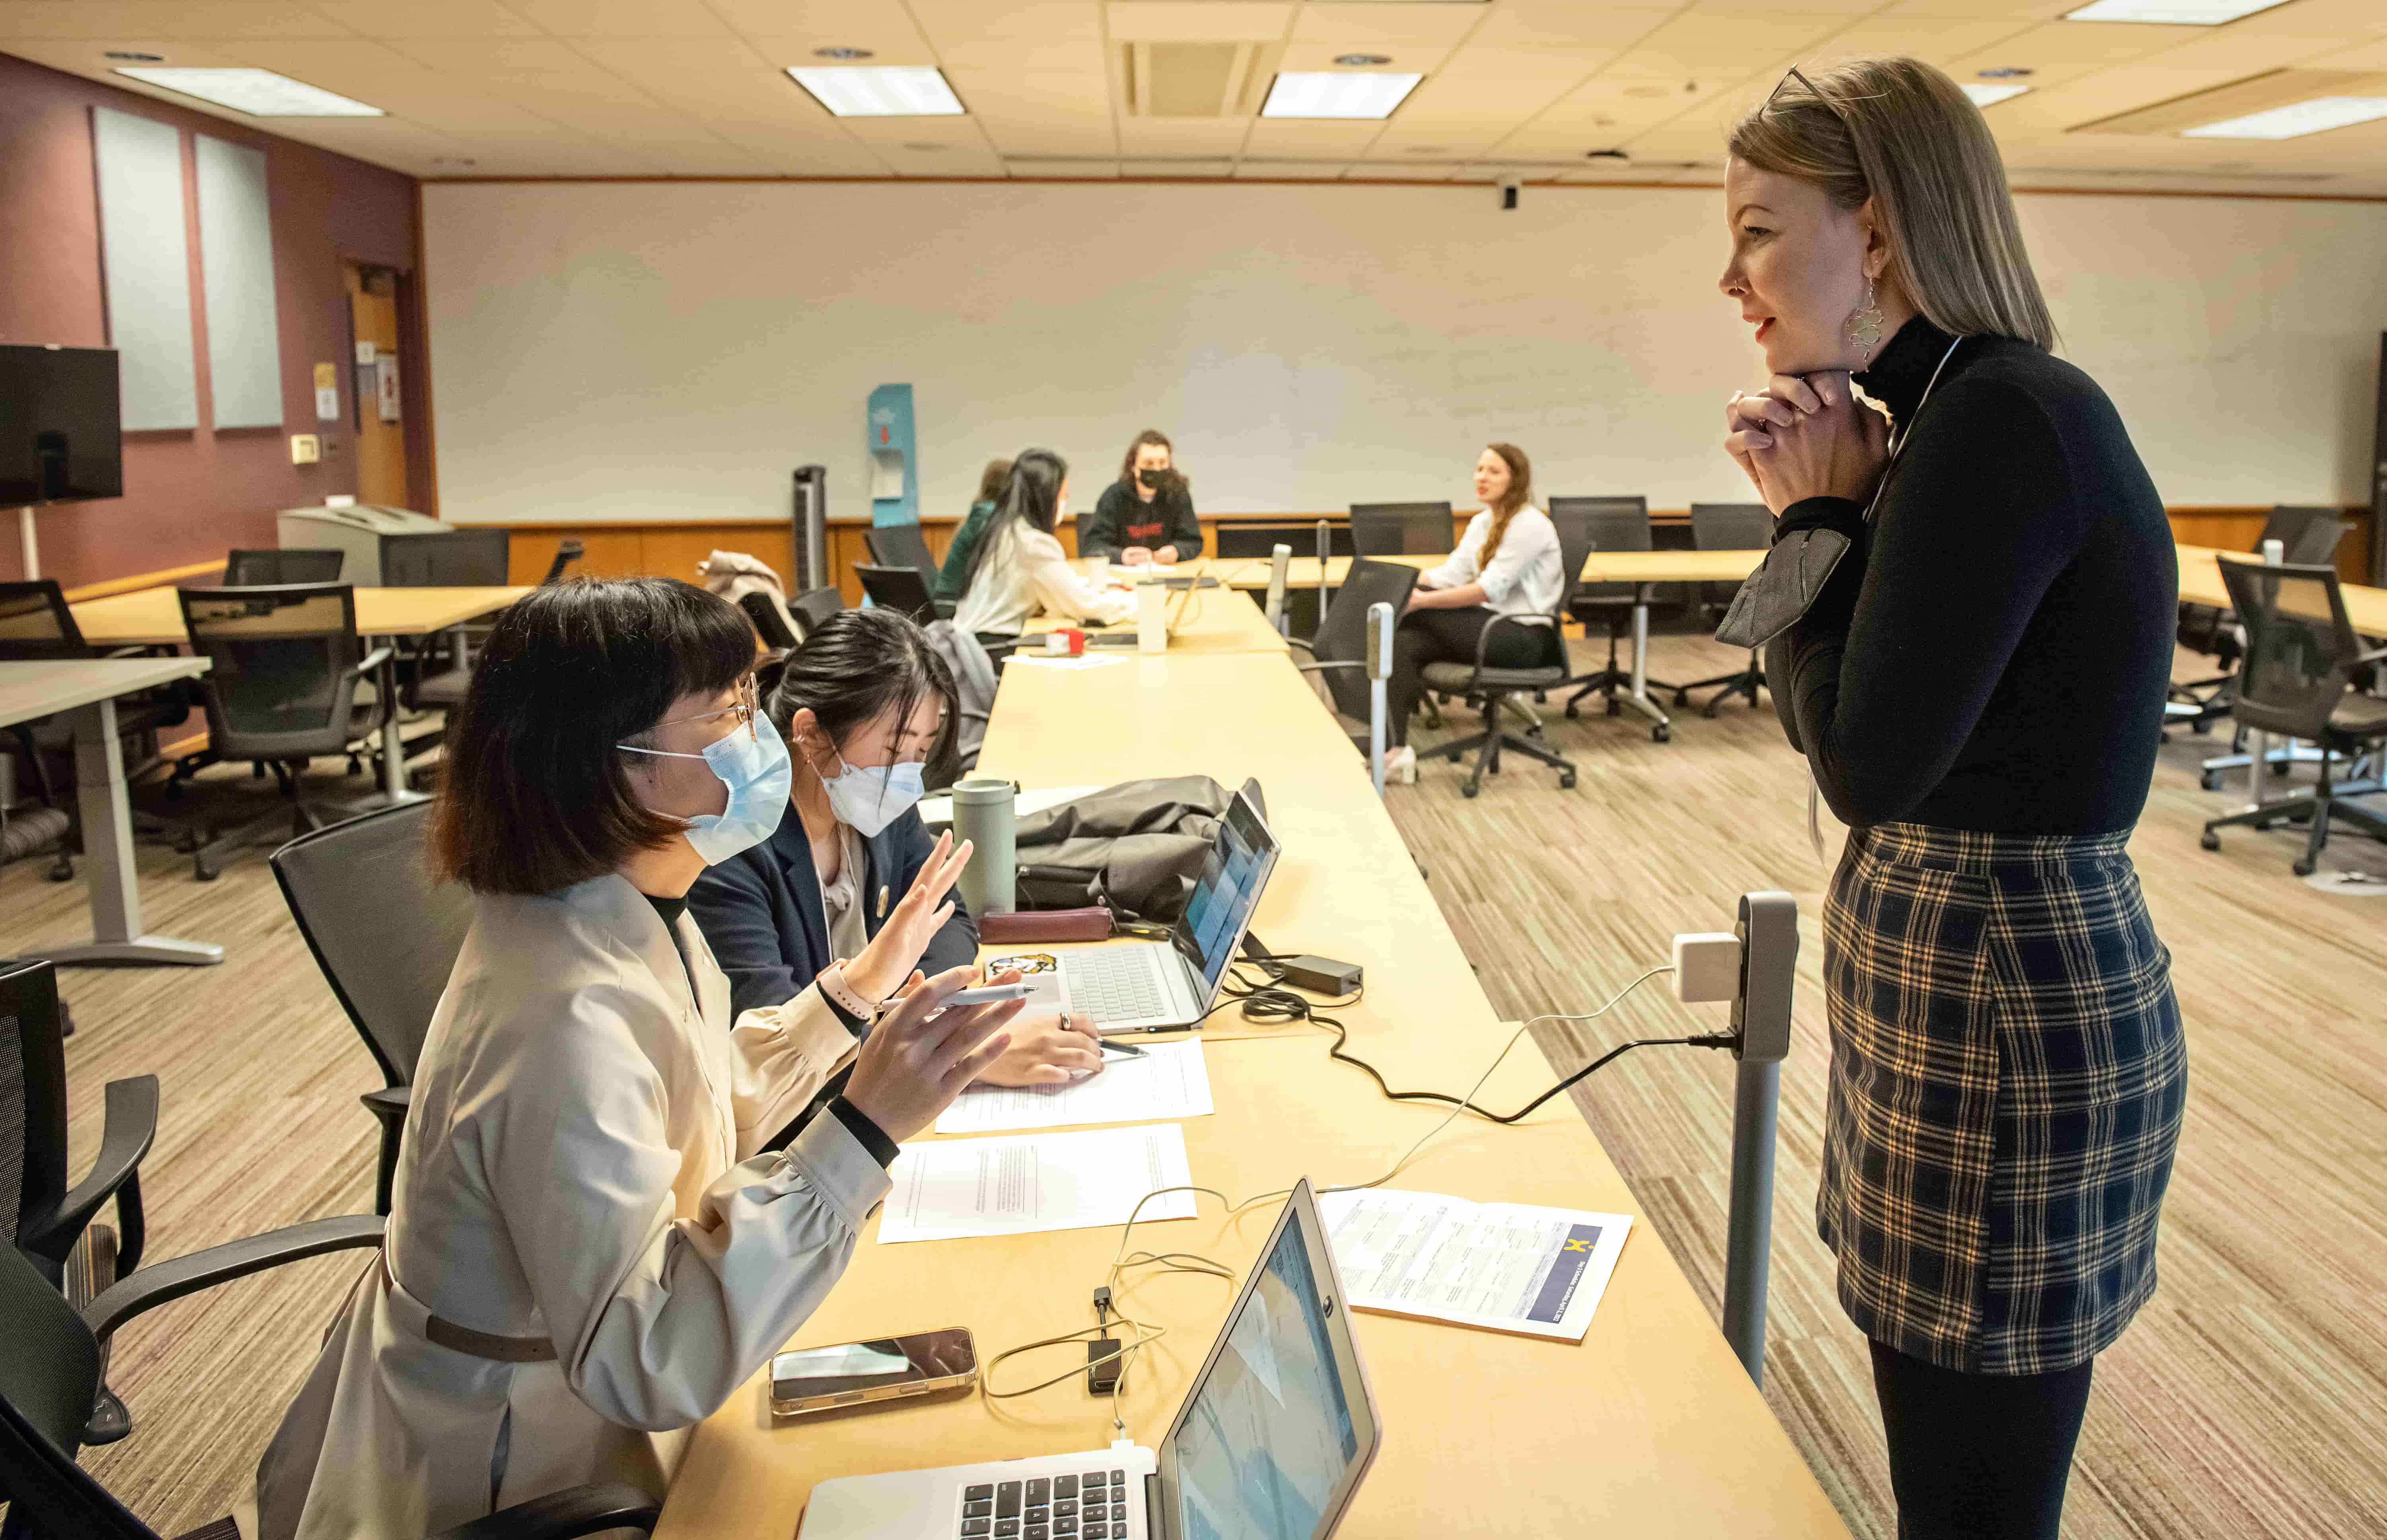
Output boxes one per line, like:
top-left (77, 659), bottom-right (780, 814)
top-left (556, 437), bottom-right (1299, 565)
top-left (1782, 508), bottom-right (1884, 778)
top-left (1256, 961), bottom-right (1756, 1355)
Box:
top-left (799, 1179), bottom-right (1382, 1540)
top-left (991, 789), bottom-right (1279, 1034)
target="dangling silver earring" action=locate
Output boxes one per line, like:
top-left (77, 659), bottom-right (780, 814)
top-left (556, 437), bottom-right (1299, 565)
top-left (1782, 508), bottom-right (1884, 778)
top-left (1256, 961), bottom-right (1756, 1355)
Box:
top-left (1844, 270), bottom-right (1885, 364)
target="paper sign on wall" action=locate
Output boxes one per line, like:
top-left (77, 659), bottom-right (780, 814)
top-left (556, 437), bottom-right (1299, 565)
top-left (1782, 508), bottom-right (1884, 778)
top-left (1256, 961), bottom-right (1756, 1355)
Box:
top-left (354, 340), bottom-right (377, 365)
top-left (376, 355), bottom-right (401, 423)
top-left (313, 362), bottom-right (340, 422)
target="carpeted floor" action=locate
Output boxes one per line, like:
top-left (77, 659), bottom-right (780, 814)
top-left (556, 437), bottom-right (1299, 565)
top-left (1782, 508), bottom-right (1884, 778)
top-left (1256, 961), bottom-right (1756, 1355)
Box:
top-left (11, 634), bottom-right (2387, 1536)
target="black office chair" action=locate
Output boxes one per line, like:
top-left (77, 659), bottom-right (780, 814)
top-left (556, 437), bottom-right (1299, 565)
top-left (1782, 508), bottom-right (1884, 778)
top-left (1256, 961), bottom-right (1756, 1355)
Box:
top-left (0, 579), bottom-right (199, 880)
top-left (1291, 559), bottom-right (1419, 768)
top-left (540, 537), bottom-right (586, 585)
top-left (1554, 496), bottom-right (1677, 722)
top-left (1414, 530), bottom-right (1591, 797)
top-left (1674, 503), bottom-right (1775, 716)
top-left (272, 800), bottom-right (471, 1215)
top-left (1219, 521), bottom-right (1353, 560)
top-left (0, 1202), bottom-right (660, 1539)
top-left (2199, 560), bottom-right (2387, 875)
top-left (3, 958), bottom-right (153, 1296)
top-left (790, 585), bottom-right (845, 642)
top-left (1349, 502), bottom-right (1453, 556)
top-left (382, 529), bottom-right (512, 710)
top-left (856, 562), bottom-right (937, 622)
top-left (224, 548), bottom-right (343, 585)
top-left (2173, 507), bottom-right (2348, 735)
top-left (175, 584), bottom-right (391, 880)
top-left (739, 591), bottom-right (801, 650)
top-left (865, 523), bottom-right (955, 620)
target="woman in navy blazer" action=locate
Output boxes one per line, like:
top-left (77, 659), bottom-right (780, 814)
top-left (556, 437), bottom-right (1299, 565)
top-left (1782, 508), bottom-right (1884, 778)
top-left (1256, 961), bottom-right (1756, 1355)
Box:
top-left (689, 609), bottom-right (1100, 1121)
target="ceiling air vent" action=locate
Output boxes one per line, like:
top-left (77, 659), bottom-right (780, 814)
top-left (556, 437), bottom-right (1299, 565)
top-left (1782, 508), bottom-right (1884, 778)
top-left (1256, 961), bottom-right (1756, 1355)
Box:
top-left (1121, 40), bottom-right (1281, 117)
top-left (2070, 69), bottom-right (2387, 134)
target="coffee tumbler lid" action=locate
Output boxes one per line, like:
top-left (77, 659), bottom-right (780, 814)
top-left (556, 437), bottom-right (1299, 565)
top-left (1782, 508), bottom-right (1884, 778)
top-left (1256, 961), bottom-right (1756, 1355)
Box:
top-left (950, 778), bottom-right (1016, 806)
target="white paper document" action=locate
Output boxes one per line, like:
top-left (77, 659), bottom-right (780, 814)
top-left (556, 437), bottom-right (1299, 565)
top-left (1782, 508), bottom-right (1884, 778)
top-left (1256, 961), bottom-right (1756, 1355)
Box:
top-left (935, 1041), bottom-right (1214, 1134)
top-left (1318, 1188), bottom-right (1633, 1342)
top-left (1006, 653), bottom-right (1126, 671)
top-left (878, 1123), bottom-right (1196, 1244)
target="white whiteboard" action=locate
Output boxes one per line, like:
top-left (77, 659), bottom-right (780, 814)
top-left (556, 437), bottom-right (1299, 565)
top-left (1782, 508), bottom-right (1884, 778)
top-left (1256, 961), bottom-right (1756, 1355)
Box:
top-left (423, 180), bottom-right (2387, 525)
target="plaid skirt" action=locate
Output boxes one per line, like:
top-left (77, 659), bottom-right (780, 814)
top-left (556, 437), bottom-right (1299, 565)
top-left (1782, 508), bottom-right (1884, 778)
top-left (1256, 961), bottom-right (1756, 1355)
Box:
top-left (1818, 822), bottom-right (2188, 1375)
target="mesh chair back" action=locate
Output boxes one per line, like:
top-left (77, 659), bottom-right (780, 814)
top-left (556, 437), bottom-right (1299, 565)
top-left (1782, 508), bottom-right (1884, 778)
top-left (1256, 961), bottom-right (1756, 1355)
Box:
top-left (1551, 496), bottom-right (1650, 606)
top-left (2258, 506), bottom-right (2345, 568)
top-left (856, 563), bottom-right (935, 621)
top-left (1690, 502), bottom-right (1774, 609)
top-left (0, 1241), bottom-right (126, 1520)
top-left (866, 523), bottom-right (939, 586)
top-left (272, 799), bottom-right (466, 1091)
top-left (224, 548), bottom-right (343, 586)
top-left (1, 959), bottom-right (73, 1251)
top-left (2221, 560), bottom-right (2364, 741)
top-left (177, 585), bottom-right (367, 759)
top-left (792, 586), bottom-right (845, 640)
top-left (540, 538), bottom-right (585, 585)
top-left (1349, 503), bottom-right (1453, 556)
top-left (1219, 522), bottom-right (1353, 559)
top-left (382, 528), bottom-right (511, 587)
top-left (0, 579), bottom-right (90, 660)
top-left (1312, 559), bottom-right (1419, 722)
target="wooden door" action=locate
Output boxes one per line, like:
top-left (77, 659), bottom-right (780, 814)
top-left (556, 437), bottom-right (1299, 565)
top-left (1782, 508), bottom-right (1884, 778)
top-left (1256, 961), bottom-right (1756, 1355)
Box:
top-left (345, 263), bottom-right (407, 508)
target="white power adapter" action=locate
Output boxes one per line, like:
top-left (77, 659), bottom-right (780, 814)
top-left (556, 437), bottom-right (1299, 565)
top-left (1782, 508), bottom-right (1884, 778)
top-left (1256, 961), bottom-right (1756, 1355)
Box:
top-left (1671, 932), bottom-right (1743, 1005)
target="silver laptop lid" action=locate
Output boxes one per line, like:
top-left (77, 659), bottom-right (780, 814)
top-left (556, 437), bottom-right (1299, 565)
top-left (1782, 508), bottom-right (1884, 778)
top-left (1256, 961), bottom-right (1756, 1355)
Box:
top-left (1151, 1180), bottom-right (1382, 1540)
top-left (1169, 789), bottom-right (1281, 1009)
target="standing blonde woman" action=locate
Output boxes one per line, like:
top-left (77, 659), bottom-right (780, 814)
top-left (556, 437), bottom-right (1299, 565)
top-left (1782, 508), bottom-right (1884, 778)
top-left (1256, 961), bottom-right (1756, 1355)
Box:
top-left (1715, 60), bottom-right (2186, 1540)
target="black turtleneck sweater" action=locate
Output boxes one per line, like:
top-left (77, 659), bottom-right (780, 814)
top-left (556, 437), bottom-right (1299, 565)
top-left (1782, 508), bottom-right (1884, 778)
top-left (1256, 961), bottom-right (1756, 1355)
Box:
top-left (1763, 317), bottom-right (2176, 835)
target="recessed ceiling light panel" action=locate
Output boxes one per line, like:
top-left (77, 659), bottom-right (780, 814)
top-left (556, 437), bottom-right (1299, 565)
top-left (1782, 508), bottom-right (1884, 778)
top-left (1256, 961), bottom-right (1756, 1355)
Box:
top-left (111, 67), bottom-right (384, 116)
top-left (2182, 95), bottom-right (2387, 138)
top-left (786, 65), bottom-right (965, 117)
top-left (1963, 83), bottom-right (2031, 107)
top-left (2063, 0), bottom-right (2292, 23)
top-left (1261, 71), bottom-right (1423, 120)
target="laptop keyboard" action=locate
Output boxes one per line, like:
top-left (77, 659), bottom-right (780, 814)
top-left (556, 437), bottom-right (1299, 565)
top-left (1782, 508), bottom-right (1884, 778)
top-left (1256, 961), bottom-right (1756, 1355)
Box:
top-left (959, 1470), bottom-right (1132, 1540)
top-left (1069, 950), bottom-right (1171, 1025)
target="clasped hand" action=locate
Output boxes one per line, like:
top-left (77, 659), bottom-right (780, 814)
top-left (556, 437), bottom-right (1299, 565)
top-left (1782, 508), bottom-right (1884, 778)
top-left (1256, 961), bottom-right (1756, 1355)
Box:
top-left (1723, 371), bottom-right (1891, 516)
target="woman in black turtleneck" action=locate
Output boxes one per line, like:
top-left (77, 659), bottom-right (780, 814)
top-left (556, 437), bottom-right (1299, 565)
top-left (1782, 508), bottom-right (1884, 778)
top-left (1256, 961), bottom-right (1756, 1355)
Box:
top-left (1715, 60), bottom-right (2187, 1540)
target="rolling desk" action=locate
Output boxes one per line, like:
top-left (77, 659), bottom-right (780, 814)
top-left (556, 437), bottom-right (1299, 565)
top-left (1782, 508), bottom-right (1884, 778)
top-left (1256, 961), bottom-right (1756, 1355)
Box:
top-left (652, 648), bottom-right (1848, 1538)
top-left (0, 657), bottom-right (221, 966)
top-left (69, 584), bottom-right (533, 800)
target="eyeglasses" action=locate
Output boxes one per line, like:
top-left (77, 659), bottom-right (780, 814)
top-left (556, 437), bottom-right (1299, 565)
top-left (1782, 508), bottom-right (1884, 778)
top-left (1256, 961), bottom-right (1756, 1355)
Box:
top-left (628, 677), bottom-right (759, 749)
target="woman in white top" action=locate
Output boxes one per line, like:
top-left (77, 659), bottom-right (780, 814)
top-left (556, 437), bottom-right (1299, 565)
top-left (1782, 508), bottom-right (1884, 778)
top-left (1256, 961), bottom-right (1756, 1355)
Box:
top-left (952, 447), bottom-right (1135, 644)
top-left (1385, 442), bottom-right (1566, 783)
top-left (246, 578), bottom-right (1024, 1538)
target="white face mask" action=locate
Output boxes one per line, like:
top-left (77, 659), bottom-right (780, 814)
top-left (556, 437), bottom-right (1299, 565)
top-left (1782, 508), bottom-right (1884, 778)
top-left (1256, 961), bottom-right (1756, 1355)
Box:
top-left (822, 756), bottom-right (927, 838)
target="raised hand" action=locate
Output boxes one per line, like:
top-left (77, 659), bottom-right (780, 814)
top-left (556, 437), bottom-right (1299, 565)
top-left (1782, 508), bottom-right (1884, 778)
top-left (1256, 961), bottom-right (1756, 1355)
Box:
top-left (846, 832), bottom-right (974, 1004)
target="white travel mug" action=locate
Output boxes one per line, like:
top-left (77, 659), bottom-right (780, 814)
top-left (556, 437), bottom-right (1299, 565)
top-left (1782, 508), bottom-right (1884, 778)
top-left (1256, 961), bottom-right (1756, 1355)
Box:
top-left (1137, 584), bottom-right (1168, 654)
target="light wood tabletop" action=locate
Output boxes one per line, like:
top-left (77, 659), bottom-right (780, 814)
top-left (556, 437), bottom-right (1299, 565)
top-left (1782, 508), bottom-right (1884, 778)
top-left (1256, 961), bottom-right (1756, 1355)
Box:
top-left (652, 649), bottom-right (1849, 1540)
top-left (1221, 549), bottom-right (1766, 591)
top-left (0, 655), bottom-right (210, 726)
top-left (2176, 544), bottom-right (2387, 635)
top-left (68, 584), bottom-right (535, 646)
top-left (1021, 584), bottom-right (1291, 656)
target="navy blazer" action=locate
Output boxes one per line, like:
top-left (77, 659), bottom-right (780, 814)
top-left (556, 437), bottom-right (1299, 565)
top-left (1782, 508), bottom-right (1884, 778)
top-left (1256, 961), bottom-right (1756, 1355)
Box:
top-left (687, 806), bottom-right (981, 1027)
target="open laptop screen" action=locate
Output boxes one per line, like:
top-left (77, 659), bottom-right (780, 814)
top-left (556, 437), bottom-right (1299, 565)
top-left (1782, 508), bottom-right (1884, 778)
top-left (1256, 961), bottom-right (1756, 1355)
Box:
top-left (1164, 1203), bottom-right (1363, 1540)
top-left (1174, 793), bottom-right (1276, 998)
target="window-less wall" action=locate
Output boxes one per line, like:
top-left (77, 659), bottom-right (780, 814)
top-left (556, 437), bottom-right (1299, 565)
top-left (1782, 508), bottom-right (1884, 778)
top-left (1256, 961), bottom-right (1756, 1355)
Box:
top-left (422, 179), bottom-right (2387, 532)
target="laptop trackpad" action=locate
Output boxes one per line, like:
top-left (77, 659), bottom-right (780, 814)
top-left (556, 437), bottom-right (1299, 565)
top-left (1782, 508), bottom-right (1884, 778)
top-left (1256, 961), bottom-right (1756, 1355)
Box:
top-left (985, 953), bottom-right (1067, 1011)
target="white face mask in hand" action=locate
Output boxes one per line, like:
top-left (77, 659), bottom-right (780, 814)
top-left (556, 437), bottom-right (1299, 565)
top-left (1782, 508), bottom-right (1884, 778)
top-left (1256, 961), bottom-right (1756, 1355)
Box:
top-left (823, 758), bottom-right (927, 839)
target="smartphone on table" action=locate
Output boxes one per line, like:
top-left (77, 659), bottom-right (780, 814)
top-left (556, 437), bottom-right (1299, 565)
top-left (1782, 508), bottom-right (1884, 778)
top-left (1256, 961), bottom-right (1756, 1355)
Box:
top-left (770, 1328), bottom-right (979, 1418)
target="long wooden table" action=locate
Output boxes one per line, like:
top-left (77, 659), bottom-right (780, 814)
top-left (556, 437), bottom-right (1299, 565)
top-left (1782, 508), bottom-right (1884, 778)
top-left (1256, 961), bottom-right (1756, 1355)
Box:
top-left (1020, 583), bottom-right (1289, 657)
top-left (652, 647), bottom-right (1849, 1538)
top-left (68, 583), bottom-right (532, 799)
top-left (2177, 543), bottom-right (2387, 634)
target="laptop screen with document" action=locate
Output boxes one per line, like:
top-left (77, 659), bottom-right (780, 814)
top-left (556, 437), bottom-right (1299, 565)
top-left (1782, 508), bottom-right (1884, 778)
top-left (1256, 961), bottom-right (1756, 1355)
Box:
top-left (1172, 791), bottom-right (1278, 999)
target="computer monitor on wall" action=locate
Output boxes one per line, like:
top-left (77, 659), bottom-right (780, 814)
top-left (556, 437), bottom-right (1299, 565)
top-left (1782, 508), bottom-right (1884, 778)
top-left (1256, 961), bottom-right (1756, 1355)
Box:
top-left (0, 344), bottom-right (123, 507)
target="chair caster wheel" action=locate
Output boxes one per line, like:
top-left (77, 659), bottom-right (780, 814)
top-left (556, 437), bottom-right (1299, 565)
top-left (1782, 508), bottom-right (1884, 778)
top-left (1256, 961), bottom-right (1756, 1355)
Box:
top-left (47, 860), bottom-right (74, 883)
top-left (195, 863), bottom-right (220, 882)
top-left (1462, 783), bottom-right (1480, 799)
top-left (2200, 773), bottom-right (2222, 791)
top-left (1652, 723), bottom-right (1671, 743)
top-left (1563, 703), bottom-right (1580, 719)
top-left (2200, 832), bottom-right (2220, 851)
top-left (1558, 772), bottom-right (1576, 789)
top-left (2191, 720), bottom-right (2212, 735)
top-left (2293, 858), bottom-right (2316, 876)
top-left (1604, 699), bottom-right (1620, 717)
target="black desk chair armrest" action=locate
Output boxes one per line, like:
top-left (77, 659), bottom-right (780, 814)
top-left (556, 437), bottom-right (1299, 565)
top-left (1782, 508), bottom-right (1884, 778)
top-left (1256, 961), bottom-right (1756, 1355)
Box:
top-left (2356, 645), bottom-right (2387, 667)
top-left (362, 1084), bottom-right (413, 1215)
top-left (82, 1213), bottom-right (386, 1350)
top-left (1294, 660), bottom-right (1365, 676)
top-left (428, 1483), bottom-right (662, 1540)
top-left (24, 1074), bottom-right (156, 1275)
top-left (1448, 613), bottom-right (1557, 696)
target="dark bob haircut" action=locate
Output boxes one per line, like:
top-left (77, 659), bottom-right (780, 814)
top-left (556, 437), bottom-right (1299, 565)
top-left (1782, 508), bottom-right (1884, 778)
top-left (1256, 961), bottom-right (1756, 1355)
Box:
top-left (433, 576), bottom-right (756, 895)
top-left (761, 606), bottom-right (960, 788)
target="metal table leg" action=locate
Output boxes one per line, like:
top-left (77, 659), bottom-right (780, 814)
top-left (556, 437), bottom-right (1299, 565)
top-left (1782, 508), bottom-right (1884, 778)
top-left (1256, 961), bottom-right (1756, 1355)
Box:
top-left (1621, 583), bottom-right (1671, 738)
top-left (378, 648), bottom-right (426, 805)
top-left (39, 697), bottom-right (222, 967)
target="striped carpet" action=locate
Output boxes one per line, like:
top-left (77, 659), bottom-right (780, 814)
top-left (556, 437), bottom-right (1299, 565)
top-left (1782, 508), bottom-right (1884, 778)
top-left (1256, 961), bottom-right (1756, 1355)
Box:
top-left (10, 635), bottom-right (2386, 1536)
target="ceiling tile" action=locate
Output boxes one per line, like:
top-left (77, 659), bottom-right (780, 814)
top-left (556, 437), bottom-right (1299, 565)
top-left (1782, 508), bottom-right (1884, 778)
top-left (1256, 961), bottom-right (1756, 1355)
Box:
top-left (225, 40), bottom-right (450, 95)
top-left (0, 2), bottom-right (352, 42)
top-left (945, 70), bottom-right (1112, 114)
top-left (1007, 157), bottom-right (1121, 176)
top-left (1437, 45), bottom-right (1614, 83)
top-left (0, 37), bottom-right (234, 71)
top-left (1873, 0), bottom-right (2074, 16)
top-left (1120, 156), bottom-right (1232, 176)
top-left (1277, 40), bottom-right (1454, 72)
top-left (1242, 117), bottom-right (1386, 154)
top-left (938, 37), bottom-right (1109, 72)
top-left (2329, 38), bottom-right (2387, 70)
top-left (974, 111), bottom-right (1119, 154)
top-left (1344, 159), bottom-right (1456, 180)
top-left (1465, 6), bottom-right (1676, 49)
top-left (397, 38), bottom-right (600, 73)
top-left (1115, 116), bottom-right (1248, 152)
top-left (907, 1), bottom-right (1104, 44)
top-left (1803, 16), bottom-right (2044, 65)
top-left (1637, 8), bottom-right (1864, 53)
top-left (1106, 2), bottom-right (1290, 43)
top-left (2137, 30), bottom-right (2348, 75)
top-left (882, 142), bottom-right (1009, 178)
top-left (570, 37), bottom-right (775, 75)
top-left (704, 0), bottom-right (918, 35)
top-left (498, 0), bottom-right (734, 39)
top-left (306, 0), bottom-right (544, 38)
top-left (2223, 0), bottom-right (2387, 39)
top-left (1401, 73), bottom-right (1573, 117)
top-left (1287, 2), bottom-right (1485, 49)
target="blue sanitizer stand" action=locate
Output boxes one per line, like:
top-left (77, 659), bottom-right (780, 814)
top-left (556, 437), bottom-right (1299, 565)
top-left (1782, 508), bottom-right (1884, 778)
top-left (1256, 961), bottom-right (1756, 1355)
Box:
top-left (867, 383), bottom-right (918, 531)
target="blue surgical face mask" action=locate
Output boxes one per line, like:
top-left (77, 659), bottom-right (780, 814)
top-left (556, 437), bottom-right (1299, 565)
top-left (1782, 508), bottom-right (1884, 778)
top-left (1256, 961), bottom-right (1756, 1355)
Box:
top-left (823, 757), bottom-right (927, 839)
top-left (619, 723), bottom-right (792, 865)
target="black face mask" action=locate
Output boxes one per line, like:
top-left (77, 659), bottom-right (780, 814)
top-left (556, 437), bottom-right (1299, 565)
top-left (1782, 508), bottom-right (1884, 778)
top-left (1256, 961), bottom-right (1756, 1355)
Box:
top-left (1137, 467), bottom-right (1168, 489)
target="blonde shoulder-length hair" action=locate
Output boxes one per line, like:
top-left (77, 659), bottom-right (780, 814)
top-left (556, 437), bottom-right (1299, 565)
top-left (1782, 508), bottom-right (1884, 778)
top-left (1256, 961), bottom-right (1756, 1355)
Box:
top-left (1729, 56), bottom-right (2056, 352)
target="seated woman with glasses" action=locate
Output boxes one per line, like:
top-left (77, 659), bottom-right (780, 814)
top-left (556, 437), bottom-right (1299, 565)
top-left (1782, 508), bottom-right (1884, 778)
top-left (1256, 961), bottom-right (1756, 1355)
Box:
top-left (247, 578), bottom-right (1025, 1538)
